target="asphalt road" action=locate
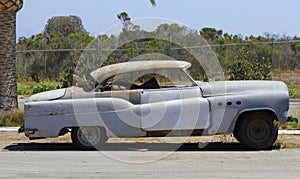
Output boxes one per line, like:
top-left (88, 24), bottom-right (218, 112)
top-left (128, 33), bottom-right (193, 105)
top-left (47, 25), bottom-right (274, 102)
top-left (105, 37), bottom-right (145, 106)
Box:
top-left (1, 149), bottom-right (300, 178)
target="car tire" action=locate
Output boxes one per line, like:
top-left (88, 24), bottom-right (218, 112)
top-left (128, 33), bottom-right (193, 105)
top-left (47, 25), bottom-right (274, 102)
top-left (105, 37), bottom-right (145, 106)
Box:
top-left (71, 126), bottom-right (107, 150)
top-left (234, 112), bottom-right (278, 150)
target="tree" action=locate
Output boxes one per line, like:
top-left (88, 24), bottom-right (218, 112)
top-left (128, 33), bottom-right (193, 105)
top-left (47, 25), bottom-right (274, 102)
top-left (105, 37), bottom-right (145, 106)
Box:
top-left (0, 0), bottom-right (23, 111)
top-left (17, 16), bottom-right (93, 82)
top-left (117, 12), bottom-right (140, 32)
top-left (43, 16), bottom-right (88, 41)
top-left (200, 27), bottom-right (223, 42)
top-left (149, 0), bottom-right (156, 6)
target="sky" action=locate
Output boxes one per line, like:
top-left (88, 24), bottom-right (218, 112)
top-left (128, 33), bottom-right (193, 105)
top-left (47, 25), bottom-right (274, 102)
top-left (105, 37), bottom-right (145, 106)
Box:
top-left (16, 0), bottom-right (300, 39)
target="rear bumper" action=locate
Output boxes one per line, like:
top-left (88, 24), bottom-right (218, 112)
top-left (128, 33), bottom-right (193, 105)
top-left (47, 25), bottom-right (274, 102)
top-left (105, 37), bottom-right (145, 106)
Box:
top-left (287, 116), bottom-right (298, 123)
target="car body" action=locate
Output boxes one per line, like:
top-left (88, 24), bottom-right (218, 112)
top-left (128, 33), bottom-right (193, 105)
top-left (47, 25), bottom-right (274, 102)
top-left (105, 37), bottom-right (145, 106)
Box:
top-left (20, 60), bottom-right (292, 149)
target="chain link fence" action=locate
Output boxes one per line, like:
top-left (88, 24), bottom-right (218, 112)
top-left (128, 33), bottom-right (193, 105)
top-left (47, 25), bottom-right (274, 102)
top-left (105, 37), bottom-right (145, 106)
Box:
top-left (16, 40), bottom-right (300, 81)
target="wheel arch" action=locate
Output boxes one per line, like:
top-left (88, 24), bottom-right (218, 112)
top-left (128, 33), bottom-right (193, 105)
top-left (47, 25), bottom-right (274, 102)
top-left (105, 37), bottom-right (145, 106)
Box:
top-left (232, 109), bottom-right (278, 133)
top-left (70, 125), bottom-right (107, 134)
top-left (58, 125), bottom-right (108, 137)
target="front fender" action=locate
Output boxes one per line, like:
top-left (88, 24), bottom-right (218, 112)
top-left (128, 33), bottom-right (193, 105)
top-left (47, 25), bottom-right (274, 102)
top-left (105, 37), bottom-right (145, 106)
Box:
top-left (207, 90), bottom-right (289, 134)
top-left (228, 107), bottom-right (284, 133)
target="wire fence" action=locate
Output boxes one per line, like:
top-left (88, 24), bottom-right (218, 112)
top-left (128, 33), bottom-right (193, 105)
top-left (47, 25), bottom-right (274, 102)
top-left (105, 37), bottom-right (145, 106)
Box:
top-left (16, 40), bottom-right (300, 81)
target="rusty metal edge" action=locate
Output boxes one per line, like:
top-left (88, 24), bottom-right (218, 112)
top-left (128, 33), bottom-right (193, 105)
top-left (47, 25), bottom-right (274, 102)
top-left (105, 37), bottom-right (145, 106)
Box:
top-left (0, 127), bottom-right (300, 135)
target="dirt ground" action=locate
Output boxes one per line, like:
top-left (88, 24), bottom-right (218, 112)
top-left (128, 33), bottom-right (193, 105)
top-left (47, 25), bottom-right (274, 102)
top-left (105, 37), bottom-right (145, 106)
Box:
top-left (0, 132), bottom-right (299, 150)
top-left (272, 69), bottom-right (300, 88)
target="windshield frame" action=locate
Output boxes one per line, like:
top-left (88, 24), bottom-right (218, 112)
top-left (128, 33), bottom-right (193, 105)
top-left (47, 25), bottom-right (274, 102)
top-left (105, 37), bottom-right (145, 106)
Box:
top-left (98, 68), bottom-right (198, 91)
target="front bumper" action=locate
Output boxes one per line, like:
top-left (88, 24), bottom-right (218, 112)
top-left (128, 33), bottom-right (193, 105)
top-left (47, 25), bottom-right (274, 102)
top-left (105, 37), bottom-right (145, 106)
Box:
top-left (18, 126), bottom-right (24, 133)
top-left (18, 126), bottom-right (38, 137)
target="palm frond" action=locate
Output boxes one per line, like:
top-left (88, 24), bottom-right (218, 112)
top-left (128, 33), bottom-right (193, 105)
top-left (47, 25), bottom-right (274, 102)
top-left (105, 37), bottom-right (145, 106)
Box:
top-left (150, 0), bottom-right (156, 7)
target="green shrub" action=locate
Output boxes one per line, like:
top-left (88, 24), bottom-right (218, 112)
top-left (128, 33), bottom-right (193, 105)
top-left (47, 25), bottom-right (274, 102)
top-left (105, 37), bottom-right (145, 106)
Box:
top-left (288, 85), bottom-right (296, 97)
top-left (0, 110), bottom-right (24, 127)
top-left (33, 82), bottom-right (60, 94)
top-left (17, 85), bottom-right (33, 95)
top-left (228, 58), bottom-right (271, 80)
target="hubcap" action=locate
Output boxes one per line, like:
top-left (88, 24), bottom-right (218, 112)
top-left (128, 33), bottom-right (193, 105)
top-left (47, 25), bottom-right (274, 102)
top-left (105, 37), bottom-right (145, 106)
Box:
top-left (247, 119), bottom-right (270, 143)
top-left (77, 127), bottom-right (101, 147)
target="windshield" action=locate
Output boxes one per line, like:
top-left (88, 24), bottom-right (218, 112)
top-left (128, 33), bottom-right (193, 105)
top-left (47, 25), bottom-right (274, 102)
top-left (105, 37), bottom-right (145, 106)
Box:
top-left (100, 68), bottom-right (196, 91)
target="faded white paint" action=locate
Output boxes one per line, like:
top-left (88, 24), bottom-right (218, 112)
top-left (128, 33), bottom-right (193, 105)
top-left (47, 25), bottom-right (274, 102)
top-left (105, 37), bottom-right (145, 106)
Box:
top-left (22, 60), bottom-right (290, 143)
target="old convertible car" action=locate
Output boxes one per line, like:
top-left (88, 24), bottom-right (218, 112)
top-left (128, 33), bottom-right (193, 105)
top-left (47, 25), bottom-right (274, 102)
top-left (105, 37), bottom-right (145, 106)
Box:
top-left (19, 60), bottom-right (295, 150)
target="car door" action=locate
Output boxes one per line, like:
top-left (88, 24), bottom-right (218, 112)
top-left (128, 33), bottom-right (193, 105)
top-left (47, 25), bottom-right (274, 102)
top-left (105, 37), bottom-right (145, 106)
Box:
top-left (140, 86), bottom-right (210, 131)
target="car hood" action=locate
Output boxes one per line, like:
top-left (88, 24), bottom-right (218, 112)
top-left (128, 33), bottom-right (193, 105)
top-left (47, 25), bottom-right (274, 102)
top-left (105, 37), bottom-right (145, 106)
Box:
top-left (26, 88), bottom-right (66, 102)
top-left (199, 81), bottom-right (288, 97)
top-left (26, 87), bottom-right (95, 102)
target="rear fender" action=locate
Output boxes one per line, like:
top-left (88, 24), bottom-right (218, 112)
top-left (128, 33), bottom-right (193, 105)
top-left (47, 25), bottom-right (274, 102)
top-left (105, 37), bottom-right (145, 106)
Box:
top-left (24, 98), bottom-right (143, 138)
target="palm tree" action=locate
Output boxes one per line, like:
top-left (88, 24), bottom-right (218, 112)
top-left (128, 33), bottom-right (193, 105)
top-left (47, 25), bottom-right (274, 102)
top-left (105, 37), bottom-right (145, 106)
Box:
top-left (150, 0), bottom-right (156, 6)
top-left (0, 0), bottom-right (152, 111)
top-left (0, 0), bottom-right (23, 111)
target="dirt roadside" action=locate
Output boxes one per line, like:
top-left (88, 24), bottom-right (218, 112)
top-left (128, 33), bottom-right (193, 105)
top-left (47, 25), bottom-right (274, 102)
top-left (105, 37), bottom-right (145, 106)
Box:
top-left (0, 132), bottom-right (299, 150)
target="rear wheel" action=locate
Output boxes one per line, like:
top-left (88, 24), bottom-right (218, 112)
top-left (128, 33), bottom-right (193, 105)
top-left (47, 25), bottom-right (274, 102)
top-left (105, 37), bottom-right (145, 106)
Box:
top-left (71, 127), bottom-right (107, 150)
top-left (234, 112), bottom-right (278, 150)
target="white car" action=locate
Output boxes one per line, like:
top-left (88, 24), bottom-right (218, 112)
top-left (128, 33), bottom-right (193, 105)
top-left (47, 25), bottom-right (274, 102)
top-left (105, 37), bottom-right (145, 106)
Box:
top-left (19, 60), bottom-right (294, 150)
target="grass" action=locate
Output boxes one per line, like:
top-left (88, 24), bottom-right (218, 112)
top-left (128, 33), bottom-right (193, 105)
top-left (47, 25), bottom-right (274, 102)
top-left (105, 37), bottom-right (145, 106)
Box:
top-left (292, 88), bottom-right (300, 98)
top-left (0, 109), bottom-right (24, 127)
top-left (288, 85), bottom-right (300, 98)
top-left (278, 119), bottom-right (300, 130)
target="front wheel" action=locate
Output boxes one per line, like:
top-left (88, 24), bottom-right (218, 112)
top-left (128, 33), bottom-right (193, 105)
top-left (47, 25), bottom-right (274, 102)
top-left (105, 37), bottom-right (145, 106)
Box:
top-left (234, 112), bottom-right (278, 150)
top-left (71, 127), bottom-right (107, 150)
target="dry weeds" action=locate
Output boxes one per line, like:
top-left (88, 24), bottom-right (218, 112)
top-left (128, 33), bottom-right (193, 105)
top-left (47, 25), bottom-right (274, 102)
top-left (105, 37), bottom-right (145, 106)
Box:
top-left (272, 69), bottom-right (300, 88)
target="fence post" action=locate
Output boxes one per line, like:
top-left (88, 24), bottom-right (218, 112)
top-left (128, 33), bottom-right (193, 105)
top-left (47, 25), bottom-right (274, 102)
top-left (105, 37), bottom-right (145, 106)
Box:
top-left (271, 39), bottom-right (275, 68)
top-left (44, 48), bottom-right (47, 79)
top-left (97, 37), bottom-right (101, 60)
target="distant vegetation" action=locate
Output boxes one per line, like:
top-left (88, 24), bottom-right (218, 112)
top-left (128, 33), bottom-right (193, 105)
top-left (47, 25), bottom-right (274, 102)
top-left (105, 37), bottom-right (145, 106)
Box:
top-left (6, 2), bottom-right (300, 127)
top-left (16, 15), bottom-right (300, 96)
